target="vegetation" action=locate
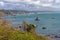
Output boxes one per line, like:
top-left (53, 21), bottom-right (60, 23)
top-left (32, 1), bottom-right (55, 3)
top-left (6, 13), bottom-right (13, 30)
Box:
top-left (0, 19), bottom-right (49, 40)
top-left (22, 21), bottom-right (36, 34)
top-left (0, 12), bottom-right (5, 17)
top-left (0, 26), bottom-right (49, 40)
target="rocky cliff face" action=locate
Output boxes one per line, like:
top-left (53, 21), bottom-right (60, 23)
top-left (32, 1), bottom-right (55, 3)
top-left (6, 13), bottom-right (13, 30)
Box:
top-left (0, 18), bottom-right (12, 28)
top-left (0, 12), bottom-right (5, 17)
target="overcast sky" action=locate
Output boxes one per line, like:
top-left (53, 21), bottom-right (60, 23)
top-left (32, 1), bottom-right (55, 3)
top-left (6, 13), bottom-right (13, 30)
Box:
top-left (0, 0), bottom-right (60, 11)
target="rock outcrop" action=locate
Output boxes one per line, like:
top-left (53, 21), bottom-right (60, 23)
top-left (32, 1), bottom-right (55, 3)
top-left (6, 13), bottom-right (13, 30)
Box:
top-left (0, 18), bottom-right (12, 28)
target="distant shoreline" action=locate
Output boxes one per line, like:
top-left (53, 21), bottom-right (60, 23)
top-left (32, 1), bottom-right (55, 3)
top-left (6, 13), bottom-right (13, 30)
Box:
top-left (0, 10), bottom-right (60, 16)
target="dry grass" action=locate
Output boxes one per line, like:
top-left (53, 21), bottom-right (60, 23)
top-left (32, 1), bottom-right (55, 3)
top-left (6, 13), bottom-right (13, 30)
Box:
top-left (0, 12), bottom-right (5, 17)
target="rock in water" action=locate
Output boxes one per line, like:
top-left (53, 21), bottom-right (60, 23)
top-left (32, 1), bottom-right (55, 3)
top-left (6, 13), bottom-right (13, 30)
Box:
top-left (42, 27), bottom-right (47, 29)
top-left (51, 17), bottom-right (55, 19)
top-left (35, 17), bottom-right (40, 21)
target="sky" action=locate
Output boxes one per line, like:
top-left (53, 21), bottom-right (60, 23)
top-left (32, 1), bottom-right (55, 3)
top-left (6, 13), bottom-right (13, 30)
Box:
top-left (0, 0), bottom-right (60, 11)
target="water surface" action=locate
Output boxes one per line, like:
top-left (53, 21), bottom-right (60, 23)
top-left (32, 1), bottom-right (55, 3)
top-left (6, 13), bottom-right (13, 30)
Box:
top-left (2, 12), bottom-right (60, 35)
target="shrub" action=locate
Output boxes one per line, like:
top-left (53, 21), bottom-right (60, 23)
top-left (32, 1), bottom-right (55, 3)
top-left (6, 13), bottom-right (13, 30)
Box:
top-left (0, 26), bottom-right (49, 40)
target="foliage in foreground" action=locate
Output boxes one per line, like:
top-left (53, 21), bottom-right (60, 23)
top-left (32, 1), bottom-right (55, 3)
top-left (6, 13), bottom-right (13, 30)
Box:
top-left (0, 26), bottom-right (49, 40)
top-left (0, 20), bottom-right (49, 40)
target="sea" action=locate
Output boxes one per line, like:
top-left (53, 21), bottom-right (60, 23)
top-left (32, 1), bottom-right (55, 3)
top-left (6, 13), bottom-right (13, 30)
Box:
top-left (1, 12), bottom-right (60, 36)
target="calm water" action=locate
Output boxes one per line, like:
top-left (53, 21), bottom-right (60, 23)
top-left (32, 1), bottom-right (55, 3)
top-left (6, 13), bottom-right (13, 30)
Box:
top-left (2, 12), bottom-right (60, 35)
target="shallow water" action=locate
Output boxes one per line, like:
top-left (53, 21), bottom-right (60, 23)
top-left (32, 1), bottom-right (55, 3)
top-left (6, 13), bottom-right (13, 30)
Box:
top-left (2, 12), bottom-right (60, 35)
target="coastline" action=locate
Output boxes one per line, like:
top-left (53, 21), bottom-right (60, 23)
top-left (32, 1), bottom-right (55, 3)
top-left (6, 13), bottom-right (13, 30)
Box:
top-left (0, 11), bottom-right (60, 40)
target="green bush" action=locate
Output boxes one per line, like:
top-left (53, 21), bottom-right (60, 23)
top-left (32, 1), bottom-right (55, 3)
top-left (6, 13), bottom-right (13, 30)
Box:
top-left (22, 21), bottom-right (36, 33)
top-left (0, 26), bottom-right (49, 40)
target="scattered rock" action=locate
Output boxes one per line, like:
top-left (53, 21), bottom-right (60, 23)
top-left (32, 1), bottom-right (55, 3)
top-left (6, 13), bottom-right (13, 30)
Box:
top-left (0, 18), bottom-right (12, 28)
top-left (51, 17), bottom-right (55, 19)
top-left (55, 35), bottom-right (60, 38)
top-left (19, 26), bottom-right (21, 28)
top-left (42, 27), bottom-right (47, 29)
top-left (35, 17), bottom-right (40, 21)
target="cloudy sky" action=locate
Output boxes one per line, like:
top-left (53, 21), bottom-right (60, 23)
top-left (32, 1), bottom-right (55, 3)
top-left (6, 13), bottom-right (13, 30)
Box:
top-left (0, 0), bottom-right (60, 11)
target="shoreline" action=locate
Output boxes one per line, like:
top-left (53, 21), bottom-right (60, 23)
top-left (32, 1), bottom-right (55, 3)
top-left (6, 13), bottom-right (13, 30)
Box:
top-left (0, 10), bottom-right (60, 16)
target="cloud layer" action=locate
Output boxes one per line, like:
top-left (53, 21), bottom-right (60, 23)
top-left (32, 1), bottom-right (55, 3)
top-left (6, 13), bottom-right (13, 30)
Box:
top-left (0, 0), bottom-right (60, 11)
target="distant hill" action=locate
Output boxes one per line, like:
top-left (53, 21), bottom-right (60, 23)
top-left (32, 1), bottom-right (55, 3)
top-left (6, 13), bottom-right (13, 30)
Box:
top-left (0, 10), bottom-right (60, 15)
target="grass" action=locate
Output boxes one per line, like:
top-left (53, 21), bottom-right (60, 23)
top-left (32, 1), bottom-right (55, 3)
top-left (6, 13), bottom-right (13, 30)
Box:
top-left (0, 12), bottom-right (5, 17)
top-left (0, 20), bottom-right (50, 40)
top-left (0, 26), bottom-right (49, 40)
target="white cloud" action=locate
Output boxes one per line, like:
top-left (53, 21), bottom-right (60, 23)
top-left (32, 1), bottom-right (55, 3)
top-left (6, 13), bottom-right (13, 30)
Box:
top-left (55, 0), bottom-right (60, 3)
top-left (0, 2), bottom-right (4, 6)
top-left (48, 0), bottom-right (53, 2)
top-left (1, 0), bottom-right (60, 11)
top-left (28, 1), bottom-right (40, 5)
top-left (4, 0), bottom-right (60, 8)
top-left (4, 0), bottom-right (21, 2)
top-left (41, 4), bottom-right (52, 7)
top-left (40, 3), bottom-right (60, 8)
top-left (24, 0), bottom-right (31, 2)
top-left (4, 0), bottom-right (32, 2)
top-left (4, 0), bottom-right (40, 5)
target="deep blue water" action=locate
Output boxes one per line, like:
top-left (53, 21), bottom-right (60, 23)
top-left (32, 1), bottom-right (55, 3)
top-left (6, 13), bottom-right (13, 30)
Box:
top-left (2, 13), bottom-right (60, 35)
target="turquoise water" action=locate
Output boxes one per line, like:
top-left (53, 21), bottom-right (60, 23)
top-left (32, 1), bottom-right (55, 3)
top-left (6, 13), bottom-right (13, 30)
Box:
top-left (2, 13), bottom-right (60, 35)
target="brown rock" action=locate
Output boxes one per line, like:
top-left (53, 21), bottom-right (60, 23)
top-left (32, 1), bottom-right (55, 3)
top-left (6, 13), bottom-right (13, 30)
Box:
top-left (0, 12), bottom-right (5, 17)
top-left (0, 18), bottom-right (12, 28)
